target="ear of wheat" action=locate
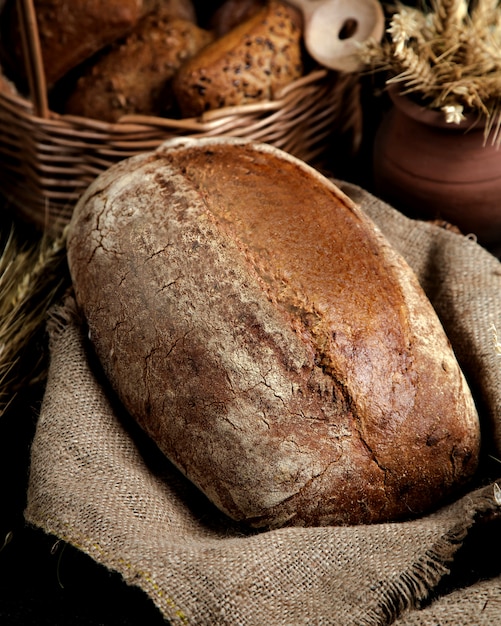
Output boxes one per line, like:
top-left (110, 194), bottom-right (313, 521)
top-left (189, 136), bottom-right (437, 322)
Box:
top-left (360, 0), bottom-right (501, 143)
top-left (0, 224), bottom-right (69, 415)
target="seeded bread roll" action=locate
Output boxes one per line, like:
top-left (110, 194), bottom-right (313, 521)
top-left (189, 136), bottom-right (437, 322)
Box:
top-left (64, 15), bottom-right (213, 122)
top-left (66, 137), bottom-right (480, 529)
top-left (172, 0), bottom-right (303, 117)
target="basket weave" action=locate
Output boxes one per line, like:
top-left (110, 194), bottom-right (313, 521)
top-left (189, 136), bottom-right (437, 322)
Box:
top-left (0, 0), bottom-right (363, 236)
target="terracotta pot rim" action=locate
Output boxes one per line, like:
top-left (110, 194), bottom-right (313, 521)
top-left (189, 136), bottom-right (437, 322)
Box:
top-left (386, 85), bottom-right (485, 131)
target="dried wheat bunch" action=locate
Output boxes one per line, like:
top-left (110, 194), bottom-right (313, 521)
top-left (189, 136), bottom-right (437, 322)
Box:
top-left (360, 0), bottom-right (501, 142)
top-left (0, 226), bottom-right (69, 415)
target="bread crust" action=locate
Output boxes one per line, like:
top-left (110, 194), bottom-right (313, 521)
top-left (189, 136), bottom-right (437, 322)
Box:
top-left (67, 137), bottom-right (480, 528)
top-left (64, 16), bottom-right (213, 122)
top-left (172, 0), bottom-right (303, 117)
top-left (210, 0), bottom-right (267, 37)
top-left (1, 0), bottom-right (196, 87)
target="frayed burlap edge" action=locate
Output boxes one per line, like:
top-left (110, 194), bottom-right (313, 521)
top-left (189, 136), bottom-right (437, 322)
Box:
top-left (25, 296), bottom-right (501, 625)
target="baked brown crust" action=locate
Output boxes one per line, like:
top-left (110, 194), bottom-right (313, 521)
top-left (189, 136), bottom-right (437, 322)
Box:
top-left (172, 0), bottom-right (303, 117)
top-left (64, 16), bottom-right (213, 122)
top-left (210, 0), bottom-right (267, 37)
top-left (67, 137), bottom-right (480, 528)
top-left (1, 0), bottom-right (196, 88)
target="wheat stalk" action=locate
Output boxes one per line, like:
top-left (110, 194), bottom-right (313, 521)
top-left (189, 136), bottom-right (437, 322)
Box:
top-left (386, 45), bottom-right (437, 90)
top-left (360, 0), bottom-right (501, 141)
top-left (471, 0), bottom-right (500, 25)
top-left (432, 0), bottom-right (468, 35)
top-left (0, 226), bottom-right (69, 415)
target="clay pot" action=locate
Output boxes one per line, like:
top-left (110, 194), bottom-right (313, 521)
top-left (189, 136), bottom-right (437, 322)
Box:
top-left (372, 88), bottom-right (501, 250)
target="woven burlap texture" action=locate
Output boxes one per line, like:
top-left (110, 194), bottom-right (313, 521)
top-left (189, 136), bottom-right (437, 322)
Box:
top-left (25, 182), bottom-right (501, 625)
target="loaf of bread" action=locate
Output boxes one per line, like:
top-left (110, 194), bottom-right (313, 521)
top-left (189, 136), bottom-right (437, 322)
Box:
top-left (1, 0), bottom-right (196, 88)
top-left (66, 137), bottom-right (480, 529)
top-left (172, 0), bottom-right (303, 117)
top-left (64, 15), bottom-right (213, 122)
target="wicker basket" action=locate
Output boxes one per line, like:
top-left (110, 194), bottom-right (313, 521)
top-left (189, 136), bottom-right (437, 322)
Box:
top-left (0, 0), bottom-right (363, 236)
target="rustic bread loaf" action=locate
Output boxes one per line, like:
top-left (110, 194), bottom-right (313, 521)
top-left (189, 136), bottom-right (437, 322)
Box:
top-left (172, 0), bottom-right (303, 117)
top-left (64, 15), bottom-right (213, 122)
top-left (66, 137), bottom-right (480, 529)
top-left (1, 0), bottom-right (196, 88)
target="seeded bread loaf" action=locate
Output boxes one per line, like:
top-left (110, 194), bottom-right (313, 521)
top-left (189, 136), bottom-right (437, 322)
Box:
top-left (172, 0), bottom-right (303, 117)
top-left (66, 137), bottom-right (480, 529)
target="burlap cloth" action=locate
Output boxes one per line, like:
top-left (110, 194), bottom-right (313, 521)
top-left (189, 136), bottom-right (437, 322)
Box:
top-left (25, 181), bottom-right (501, 625)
